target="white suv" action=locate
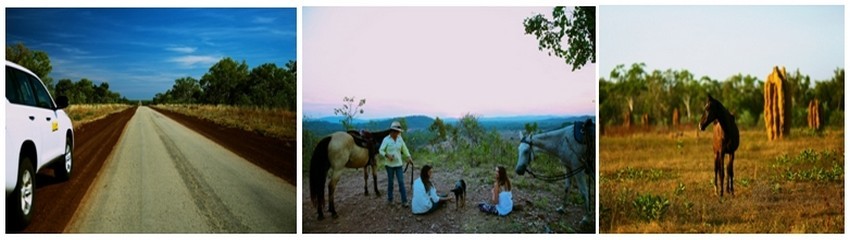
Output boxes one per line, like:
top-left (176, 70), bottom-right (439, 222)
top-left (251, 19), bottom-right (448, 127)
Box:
top-left (5, 61), bottom-right (74, 229)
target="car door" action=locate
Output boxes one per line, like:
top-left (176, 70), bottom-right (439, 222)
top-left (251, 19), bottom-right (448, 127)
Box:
top-left (6, 67), bottom-right (44, 168)
top-left (25, 72), bottom-right (64, 169)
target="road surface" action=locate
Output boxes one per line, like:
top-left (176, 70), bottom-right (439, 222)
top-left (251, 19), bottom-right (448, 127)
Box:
top-left (66, 107), bottom-right (296, 233)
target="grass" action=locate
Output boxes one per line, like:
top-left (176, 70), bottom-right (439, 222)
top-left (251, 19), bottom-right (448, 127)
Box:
top-left (600, 127), bottom-right (844, 233)
top-left (154, 104), bottom-right (296, 140)
top-left (64, 104), bottom-right (133, 129)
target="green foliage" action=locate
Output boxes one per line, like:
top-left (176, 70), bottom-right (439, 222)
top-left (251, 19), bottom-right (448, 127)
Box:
top-left (155, 59), bottom-right (296, 110)
top-left (7, 42), bottom-right (54, 95)
top-left (199, 57), bottom-right (249, 105)
top-left (523, 122), bottom-right (540, 135)
top-left (301, 126), bottom-right (320, 176)
top-left (674, 182), bottom-right (685, 196)
top-left (600, 62), bottom-right (844, 130)
top-left (611, 167), bottom-right (673, 181)
top-left (524, 6), bottom-right (595, 71)
top-left (771, 149), bottom-right (843, 183)
top-left (333, 96), bottom-right (366, 130)
top-left (428, 117), bottom-right (448, 143)
top-left (632, 193), bottom-right (670, 222)
top-left (54, 78), bottom-right (127, 104)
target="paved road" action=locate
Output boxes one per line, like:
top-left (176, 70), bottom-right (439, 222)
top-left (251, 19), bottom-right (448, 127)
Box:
top-left (66, 107), bottom-right (296, 233)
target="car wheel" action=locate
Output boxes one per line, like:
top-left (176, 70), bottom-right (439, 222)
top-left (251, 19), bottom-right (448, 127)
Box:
top-left (54, 137), bottom-right (72, 181)
top-left (7, 157), bottom-right (35, 230)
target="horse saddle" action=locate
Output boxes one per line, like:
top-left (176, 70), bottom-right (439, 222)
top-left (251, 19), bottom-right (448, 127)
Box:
top-left (347, 130), bottom-right (379, 163)
top-left (573, 119), bottom-right (594, 145)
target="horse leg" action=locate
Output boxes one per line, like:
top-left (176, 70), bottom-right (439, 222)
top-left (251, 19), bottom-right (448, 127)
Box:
top-left (718, 150), bottom-right (726, 197)
top-left (363, 167), bottom-right (370, 196)
top-left (576, 173), bottom-right (592, 227)
top-left (372, 163), bottom-right (381, 196)
top-left (727, 152), bottom-right (735, 196)
top-left (328, 171), bottom-right (342, 218)
top-left (713, 151), bottom-right (720, 197)
top-left (562, 173), bottom-right (573, 208)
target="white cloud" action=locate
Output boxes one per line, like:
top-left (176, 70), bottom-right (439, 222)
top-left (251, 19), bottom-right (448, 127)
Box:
top-left (169, 55), bottom-right (219, 67)
top-left (166, 47), bottom-right (197, 53)
top-left (253, 16), bottom-right (276, 24)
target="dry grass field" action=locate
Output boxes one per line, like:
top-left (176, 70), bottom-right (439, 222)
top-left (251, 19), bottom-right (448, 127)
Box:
top-left (154, 104), bottom-right (296, 140)
top-left (600, 128), bottom-right (844, 233)
top-left (65, 104), bottom-right (132, 128)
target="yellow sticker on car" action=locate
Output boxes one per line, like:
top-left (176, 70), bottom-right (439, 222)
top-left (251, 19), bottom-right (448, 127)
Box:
top-left (52, 121), bottom-right (59, 132)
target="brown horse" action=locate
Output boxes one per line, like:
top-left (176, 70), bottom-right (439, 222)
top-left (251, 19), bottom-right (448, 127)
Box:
top-left (698, 95), bottom-right (739, 197)
top-left (309, 129), bottom-right (392, 220)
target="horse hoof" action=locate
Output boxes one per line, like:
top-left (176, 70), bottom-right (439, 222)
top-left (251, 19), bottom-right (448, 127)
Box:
top-left (317, 215), bottom-right (325, 221)
top-left (332, 213), bottom-right (339, 219)
top-left (364, 192), bottom-right (370, 196)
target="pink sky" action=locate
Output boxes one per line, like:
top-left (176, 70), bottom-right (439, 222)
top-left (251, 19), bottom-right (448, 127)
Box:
top-left (303, 7), bottom-right (596, 119)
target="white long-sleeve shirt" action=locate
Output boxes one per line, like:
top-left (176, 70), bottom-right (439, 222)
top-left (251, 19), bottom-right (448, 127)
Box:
top-left (411, 178), bottom-right (439, 214)
top-left (379, 135), bottom-right (411, 168)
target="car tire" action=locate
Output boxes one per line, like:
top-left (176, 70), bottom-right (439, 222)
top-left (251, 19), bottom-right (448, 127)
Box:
top-left (7, 157), bottom-right (35, 230)
top-left (54, 137), bottom-right (72, 181)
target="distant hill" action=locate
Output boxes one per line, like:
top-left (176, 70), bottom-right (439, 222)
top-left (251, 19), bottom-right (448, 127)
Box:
top-left (304, 115), bottom-right (595, 136)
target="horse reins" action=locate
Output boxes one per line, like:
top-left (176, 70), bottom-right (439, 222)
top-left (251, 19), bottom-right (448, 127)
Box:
top-left (404, 160), bottom-right (414, 191)
top-left (521, 134), bottom-right (588, 183)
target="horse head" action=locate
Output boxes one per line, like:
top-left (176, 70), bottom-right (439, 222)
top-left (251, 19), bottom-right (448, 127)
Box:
top-left (515, 131), bottom-right (533, 175)
top-left (699, 94), bottom-right (721, 131)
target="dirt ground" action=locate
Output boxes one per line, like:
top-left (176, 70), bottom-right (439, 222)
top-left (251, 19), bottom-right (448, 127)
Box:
top-left (302, 166), bottom-right (595, 233)
top-left (19, 107), bottom-right (137, 233)
top-left (152, 107), bottom-right (296, 185)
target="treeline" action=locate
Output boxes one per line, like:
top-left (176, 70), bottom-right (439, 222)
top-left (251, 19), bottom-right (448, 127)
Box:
top-left (600, 63), bottom-right (844, 129)
top-left (152, 57), bottom-right (296, 110)
top-left (7, 43), bottom-right (130, 104)
top-left (55, 79), bottom-right (128, 104)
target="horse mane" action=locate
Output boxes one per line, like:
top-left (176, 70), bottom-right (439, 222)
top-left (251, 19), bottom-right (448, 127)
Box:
top-left (710, 97), bottom-right (737, 128)
top-left (370, 129), bottom-right (393, 144)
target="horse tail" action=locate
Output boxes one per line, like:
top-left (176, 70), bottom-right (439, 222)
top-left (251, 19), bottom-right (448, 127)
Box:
top-left (310, 136), bottom-right (332, 210)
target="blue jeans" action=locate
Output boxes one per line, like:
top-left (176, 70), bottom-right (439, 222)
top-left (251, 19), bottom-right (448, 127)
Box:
top-left (385, 166), bottom-right (407, 203)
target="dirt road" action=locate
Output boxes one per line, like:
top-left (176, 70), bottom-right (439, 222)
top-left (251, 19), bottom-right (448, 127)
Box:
top-left (65, 107), bottom-right (296, 233)
top-left (21, 106), bottom-right (137, 233)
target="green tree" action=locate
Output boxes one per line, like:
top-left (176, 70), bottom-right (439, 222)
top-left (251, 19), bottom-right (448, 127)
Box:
top-left (200, 57), bottom-right (249, 105)
top-left (523, 122), bottom-right (539, 135)
top-left (75, 78), bottom-right (95, 103)
top-left (248, 63), bottom-right (289, 108)
top-left (282, 60), bottom-right (297, 110)
top-left (54, 79), bottom-right (76, 103)
top-left (334, 96), bottom-right (366, 130)
top-left (170, 77), bottom-right (202, 104)
top-left (6, 42), bottom-right (54, 95)
top-left (524, 6), bottom-right (595, 71)
top-left (458, 113), bottom-right (485, 145)
top-left (428, 117), bottom-right (448, 143)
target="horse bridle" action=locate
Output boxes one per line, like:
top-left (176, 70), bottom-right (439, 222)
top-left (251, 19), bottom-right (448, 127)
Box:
top-left (521, 134), bottom-right (587, 182)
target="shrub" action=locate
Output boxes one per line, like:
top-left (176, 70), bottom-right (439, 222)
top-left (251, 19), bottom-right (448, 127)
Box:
top-left (633, 193), bottom-right (670, 222)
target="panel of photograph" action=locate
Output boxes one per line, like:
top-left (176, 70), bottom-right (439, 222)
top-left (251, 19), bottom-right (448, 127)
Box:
top-left (598, 5), bottom-right (844, 233)
top-left (302, 6), bottom-right (597, 233)
top-left (5, 8), bottom-right (297, 233)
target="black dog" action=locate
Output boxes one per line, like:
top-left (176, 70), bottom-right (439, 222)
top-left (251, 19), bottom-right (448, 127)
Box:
top-left (449, 179), bottom-right (466, 210)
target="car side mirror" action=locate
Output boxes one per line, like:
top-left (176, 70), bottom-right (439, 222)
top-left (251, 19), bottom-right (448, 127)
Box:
top-left (55, 96), bottom-right (69, 109)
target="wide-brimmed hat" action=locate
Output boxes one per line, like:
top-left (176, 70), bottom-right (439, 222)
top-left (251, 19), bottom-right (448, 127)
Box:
top-left (390, 121), bottom-right (404, 132)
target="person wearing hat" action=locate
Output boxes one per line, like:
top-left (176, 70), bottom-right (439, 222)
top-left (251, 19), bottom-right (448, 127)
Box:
top-left (379, 121), bottom-right (414, 207)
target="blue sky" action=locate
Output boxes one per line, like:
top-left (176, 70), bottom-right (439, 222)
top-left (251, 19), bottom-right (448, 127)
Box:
top-left (600, 6), bottom-right (844, 82)
top-left (6, 8), bottom-right (296, 100)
